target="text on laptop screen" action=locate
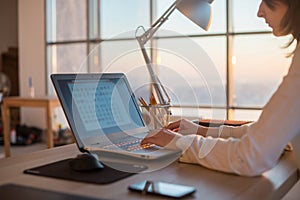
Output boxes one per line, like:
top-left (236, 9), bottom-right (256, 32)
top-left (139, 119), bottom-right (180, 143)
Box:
top-left (67, 77), bottom-right (144, 135)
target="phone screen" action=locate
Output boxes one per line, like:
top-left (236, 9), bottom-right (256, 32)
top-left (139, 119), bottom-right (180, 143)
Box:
top-left (128, 180), bottom-right (196, 198)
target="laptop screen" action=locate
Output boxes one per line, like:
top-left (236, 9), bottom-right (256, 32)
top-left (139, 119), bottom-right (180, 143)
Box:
top-left (51, 73), bottom-right (146, 143)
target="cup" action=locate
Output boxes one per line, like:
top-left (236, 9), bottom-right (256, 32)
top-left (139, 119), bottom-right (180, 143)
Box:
top-left (141, 104), bottom-right (171, 130)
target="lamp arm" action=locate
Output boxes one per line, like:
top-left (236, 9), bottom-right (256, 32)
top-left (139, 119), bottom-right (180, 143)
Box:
top-left (136, 2), bottom-right (176, 46)
top-left (135, 2), bottom-right (176, 105)
top-left (138, 42), bottom-right (171, 105)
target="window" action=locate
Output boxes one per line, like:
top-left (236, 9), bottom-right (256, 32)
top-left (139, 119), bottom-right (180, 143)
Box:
top-left (233, 35), bottom-right (290, 108)
top-left (46, 0), bottom-right (292, 121)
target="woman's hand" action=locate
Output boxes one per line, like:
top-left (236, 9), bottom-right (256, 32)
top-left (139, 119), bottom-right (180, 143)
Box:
top-left (141, 128), bottom-right (182, 150)
top-left (167, 119), bottom-right (207, 136)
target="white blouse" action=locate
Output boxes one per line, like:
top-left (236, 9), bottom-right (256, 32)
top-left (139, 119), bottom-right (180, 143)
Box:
top-left (176, 44), bottom-right (300, 176)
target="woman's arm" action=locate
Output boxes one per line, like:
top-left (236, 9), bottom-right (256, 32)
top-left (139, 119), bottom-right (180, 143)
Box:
top-left (203, 123), bottom-right (254, 138)
top-left (168, 118), bottom-right (253, 139)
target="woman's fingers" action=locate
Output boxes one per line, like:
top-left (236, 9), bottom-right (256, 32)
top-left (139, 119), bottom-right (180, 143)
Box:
top-left (167, 120), bottom-right (181, 130)
top-left (141, 128), bottom-right (179, 148)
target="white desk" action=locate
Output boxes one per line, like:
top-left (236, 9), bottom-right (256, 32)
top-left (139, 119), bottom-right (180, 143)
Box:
top-left (0, 144), bottom-right (298, 199)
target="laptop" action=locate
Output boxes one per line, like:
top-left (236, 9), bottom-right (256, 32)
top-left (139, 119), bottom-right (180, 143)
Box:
top-left (51, 73), bottom-right (181, 160)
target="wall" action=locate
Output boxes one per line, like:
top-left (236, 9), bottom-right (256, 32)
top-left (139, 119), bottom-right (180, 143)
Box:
top-left (19, 0), bottom-right (47, 128)
top-left (0, 0), bottom-right (18, 67)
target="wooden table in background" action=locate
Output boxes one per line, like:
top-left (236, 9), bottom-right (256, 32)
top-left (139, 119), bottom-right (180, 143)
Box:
top-left (1, 96), bottom-right (61, 157)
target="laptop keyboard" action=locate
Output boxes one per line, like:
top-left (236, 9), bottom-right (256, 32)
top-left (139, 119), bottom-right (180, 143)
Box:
top-left (103, 138), bottom-right (156, 152)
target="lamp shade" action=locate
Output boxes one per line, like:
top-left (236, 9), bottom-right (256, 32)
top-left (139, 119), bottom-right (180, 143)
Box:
top-left (176, 0), bottom-right (213, 31)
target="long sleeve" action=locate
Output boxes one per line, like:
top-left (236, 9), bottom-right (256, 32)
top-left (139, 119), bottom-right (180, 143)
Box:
top-left (176, 45), bottom-right (300, 176)
top-left (206, 123), bottom-right (254, 139)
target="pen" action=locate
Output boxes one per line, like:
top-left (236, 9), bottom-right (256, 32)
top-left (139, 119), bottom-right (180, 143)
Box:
top-left (139, 97), bottom-right (149, 110)
top-left (150, 93), bottom-right (157, 105)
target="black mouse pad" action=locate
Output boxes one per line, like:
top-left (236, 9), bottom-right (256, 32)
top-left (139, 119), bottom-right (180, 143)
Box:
top-left (24, 158), bottom-right (144, 184)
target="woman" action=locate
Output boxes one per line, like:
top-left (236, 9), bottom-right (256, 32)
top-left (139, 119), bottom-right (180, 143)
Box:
top-left (141, 0), bottom-right (300, 176)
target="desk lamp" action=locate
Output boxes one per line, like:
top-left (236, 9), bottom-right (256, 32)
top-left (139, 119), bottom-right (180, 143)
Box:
top-left (136, 0), bottom-right (214, 105)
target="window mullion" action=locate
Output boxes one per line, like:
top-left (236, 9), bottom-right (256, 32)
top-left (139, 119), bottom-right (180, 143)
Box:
top-left (226, 0), bottom-right (235, 120)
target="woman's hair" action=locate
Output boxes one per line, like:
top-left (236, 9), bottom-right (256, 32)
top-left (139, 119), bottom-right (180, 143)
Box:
top-left (264, 0), bottom-right (300, 54)
top-left (280, 0), bottom-right (300, 47)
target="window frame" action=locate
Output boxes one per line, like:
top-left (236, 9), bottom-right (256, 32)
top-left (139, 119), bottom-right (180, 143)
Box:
top-left (46, 0), bottom-right (281, 120)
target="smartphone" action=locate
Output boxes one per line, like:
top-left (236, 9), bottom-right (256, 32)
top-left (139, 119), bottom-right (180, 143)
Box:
top-left (128, 180), bottom-right (196, 199)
